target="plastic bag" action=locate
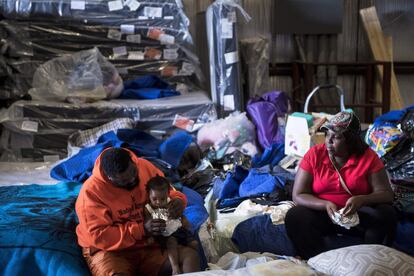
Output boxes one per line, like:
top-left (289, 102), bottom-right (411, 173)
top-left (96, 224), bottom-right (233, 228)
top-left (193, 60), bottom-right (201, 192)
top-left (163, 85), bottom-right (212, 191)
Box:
top-left (197, 112), bottom-right (257, 158)
top-left (246, 91), bottom-right (289, 149)
top-left (29, 47), bottom-right (123, 103)
top-left (365, 123), bottom-right (405, 157)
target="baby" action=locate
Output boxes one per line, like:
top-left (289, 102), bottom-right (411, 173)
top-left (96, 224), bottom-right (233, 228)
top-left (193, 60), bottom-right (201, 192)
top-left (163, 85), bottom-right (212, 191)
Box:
top-left (145, 175), bottom-right (199, 275)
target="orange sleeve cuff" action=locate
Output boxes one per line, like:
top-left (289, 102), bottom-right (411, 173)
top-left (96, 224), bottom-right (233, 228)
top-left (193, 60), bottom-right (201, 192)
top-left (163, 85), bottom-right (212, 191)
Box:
top-left (129, 221), bottom-right (145, 241)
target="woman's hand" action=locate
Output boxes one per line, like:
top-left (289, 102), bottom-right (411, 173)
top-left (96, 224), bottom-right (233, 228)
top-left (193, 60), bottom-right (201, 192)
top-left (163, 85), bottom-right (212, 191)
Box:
top-left (167, 198), bottom-right (185, 219)
top-left (325, 201), bottom-right (338, 220)
top-left (343, 196), bottom-right (365, 216)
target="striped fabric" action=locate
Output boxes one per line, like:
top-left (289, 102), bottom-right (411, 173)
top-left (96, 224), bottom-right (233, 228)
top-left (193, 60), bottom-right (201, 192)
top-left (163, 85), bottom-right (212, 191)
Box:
top-left (308, 244), bottom-right (414, 276)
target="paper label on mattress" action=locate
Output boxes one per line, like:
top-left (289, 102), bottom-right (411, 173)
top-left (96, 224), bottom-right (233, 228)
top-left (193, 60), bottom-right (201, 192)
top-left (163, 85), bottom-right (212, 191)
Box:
top-left (224, 51), bottom-right (239, 64)
top-left (128, 51), bottom-right (145, 60)
top-left (107, 29), bottom-right (122, 40)
top-left (159, 34), bottom-right (175, 45)
top-left (21, 121), bottom-right (38, 132)
top-left (108, 0), bottom-right (123, 11)
top-left (163, 48), bottom-right (178, 60)
top-left (113, 46), bottom-right (128, 57)
top-left (228, 11), bottom-right (237, 23)
top-left (223, 95), bottom-right (235, 111)
top-left (143, 6), bottom-right (163, 18)
top-left (71, 0), bottom-right (85, 10)
top-left (124, 0), bottom-right (140, 11)
top-left (43, 155), bottom-right (60, 163)
top-left (221, 18), bottom-right (233, 39)
top-left (120, 24), bottom-right (135, 34)
top-left (138, 16), bottom-right (148, 20)
top-left (118, 67), bottom-right (128, 75)
top-left (173, 114), bottom-right (194, 131)
top-left (163, 16), bottom-right (174, 20)
top-left (126, 34), bottom-right (141, 43)
top-left (178, 62), bottom-right (194, 76)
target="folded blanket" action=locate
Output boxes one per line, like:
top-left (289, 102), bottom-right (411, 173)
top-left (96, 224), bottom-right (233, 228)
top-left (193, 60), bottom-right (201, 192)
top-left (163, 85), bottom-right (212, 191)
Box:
top-left (120, 75), bottom-right (180, 99)
top-left (51, 129), bottom-right (193, 182)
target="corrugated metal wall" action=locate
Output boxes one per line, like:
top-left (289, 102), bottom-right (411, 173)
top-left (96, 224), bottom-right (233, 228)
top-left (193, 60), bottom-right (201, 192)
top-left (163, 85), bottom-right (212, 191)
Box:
top-left (183, 0), bottom-right (414, 118)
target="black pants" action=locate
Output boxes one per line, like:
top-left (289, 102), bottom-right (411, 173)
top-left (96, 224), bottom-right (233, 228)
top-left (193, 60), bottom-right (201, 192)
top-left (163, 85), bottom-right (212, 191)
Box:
top-left (285, 204), bottom-right (397, 259)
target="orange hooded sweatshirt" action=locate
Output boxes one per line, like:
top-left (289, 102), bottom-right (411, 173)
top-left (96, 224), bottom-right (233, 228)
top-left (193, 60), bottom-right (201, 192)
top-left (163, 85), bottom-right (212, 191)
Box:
top-left (75, 148), bottom-right (187, 251)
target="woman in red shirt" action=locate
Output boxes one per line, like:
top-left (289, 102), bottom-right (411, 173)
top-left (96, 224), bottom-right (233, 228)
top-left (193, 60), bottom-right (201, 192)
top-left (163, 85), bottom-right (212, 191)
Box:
top-left (285, 111), bottom-right (397, 259)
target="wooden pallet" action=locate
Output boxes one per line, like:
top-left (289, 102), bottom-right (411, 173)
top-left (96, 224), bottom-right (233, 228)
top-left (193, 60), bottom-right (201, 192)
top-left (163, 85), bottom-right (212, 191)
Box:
top-left (360, 6), bottom-right (404, 110)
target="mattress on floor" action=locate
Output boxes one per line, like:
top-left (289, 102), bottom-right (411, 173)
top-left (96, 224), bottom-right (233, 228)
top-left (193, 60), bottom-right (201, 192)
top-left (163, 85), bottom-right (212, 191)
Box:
top-left (0, 91), bottom-right (216, 161)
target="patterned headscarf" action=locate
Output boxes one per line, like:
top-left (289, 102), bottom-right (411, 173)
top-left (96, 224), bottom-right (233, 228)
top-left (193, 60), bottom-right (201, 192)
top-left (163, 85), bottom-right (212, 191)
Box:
top-left (321, 111), bottom-right (361, 134)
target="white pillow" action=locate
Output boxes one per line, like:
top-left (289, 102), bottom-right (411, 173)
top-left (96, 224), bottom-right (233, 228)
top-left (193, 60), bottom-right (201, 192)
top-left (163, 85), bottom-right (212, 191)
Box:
top-left (308, 244), bottom-right (414, 276)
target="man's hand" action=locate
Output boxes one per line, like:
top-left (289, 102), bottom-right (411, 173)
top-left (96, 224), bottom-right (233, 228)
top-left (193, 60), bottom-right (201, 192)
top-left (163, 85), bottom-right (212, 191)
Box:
top-left (144, 218), bottom-right (166, 236)
top-left (325, 201), bottom-right (338, 221)
top-left (343, 196), bottom-right (365, 216)
top-left (168, 198), bottom-right (185, 219)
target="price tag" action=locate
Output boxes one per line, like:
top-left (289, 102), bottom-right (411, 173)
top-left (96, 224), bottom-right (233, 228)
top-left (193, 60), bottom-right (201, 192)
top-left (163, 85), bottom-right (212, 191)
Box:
top-left (143, 6), bottom-right (162, 18)
top-left (120, 24), bottom-right (135, 34)
top-left (126, 34), bottom-right (141, 43)
top-left (21, 121), bottom-right (38, 132)
top-left (224, 95), bottom-right (235, 111)
top-left (224, 51), bottom-right (239, 65)
top-left (163, 48), bottom-right (178, 60)
top-left (159, 34), bottom-right (175, 45)
top-left (124, 0), bottom-right (140, 11)
top-left (107, 29), bottom-right (122, 40)
top-left (108, 0), bottom-right (123, 11)
top-left (113, 46), bottom-right (128, 57)
top-left (128, 51), bottom-right (145, 60)
top-left (71, 0), bottom-right (85, 10)
top-left (220, 18), bottom-right (233, 39)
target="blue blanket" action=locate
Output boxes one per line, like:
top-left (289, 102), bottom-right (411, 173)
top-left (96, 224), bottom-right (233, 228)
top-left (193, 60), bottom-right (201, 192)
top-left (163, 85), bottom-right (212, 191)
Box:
top-left (0, 182), bottom-right (208, 276)
top-left (0, 182), bottom-right (90, 276)
top-left (51, 129), bottom-right (193, 183)
top-left (232, 215), bottom-right (297, 256)
top-left (120, 75), bottom-right (180, 99)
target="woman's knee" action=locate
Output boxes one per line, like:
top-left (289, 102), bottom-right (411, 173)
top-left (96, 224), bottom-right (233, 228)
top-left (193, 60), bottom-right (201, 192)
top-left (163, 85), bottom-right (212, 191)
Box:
top-left (285, 205), bottom-right (314, 227)
top-left (360, 204), bottom-right (397, 225)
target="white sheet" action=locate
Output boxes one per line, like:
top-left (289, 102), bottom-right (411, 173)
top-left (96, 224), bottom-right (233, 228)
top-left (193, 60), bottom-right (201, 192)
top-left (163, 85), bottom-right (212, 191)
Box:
top-left (0, 161), bottom-right (57, 186)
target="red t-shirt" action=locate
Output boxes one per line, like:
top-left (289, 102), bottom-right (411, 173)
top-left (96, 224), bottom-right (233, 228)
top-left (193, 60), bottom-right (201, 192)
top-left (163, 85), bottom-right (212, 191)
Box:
top-left (299, 144), bottom-right (384, 208)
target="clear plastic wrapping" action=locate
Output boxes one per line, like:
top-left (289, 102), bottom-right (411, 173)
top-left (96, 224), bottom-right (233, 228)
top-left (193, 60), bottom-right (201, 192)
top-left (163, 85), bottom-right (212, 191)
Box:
top-left (0, 0), bottom-right (191, 41)
top-left (29, 47), bottom-right (123, 103)
top-left (0, 91), bottom-right (216, 161)
top-left (0, 19), bottom-right (202, 100)
top-left (0, 0), bottom-right (203, 100)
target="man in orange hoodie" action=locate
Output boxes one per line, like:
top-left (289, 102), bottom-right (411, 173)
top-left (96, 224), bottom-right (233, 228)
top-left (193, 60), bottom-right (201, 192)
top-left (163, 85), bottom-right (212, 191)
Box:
top-left (75, 147), bottom-right (188, 276)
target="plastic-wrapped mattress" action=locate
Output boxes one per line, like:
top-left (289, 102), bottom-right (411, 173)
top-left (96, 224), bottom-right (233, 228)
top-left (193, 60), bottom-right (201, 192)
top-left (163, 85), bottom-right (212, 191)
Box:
top-left (206, 0), bottom-right (250, 116)
top-left (0, 0), bottom-right (191, 41)
top-left (0, 20), bottom-right (202, 99)
top-left (0, 91), bottom-right (216, 161)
